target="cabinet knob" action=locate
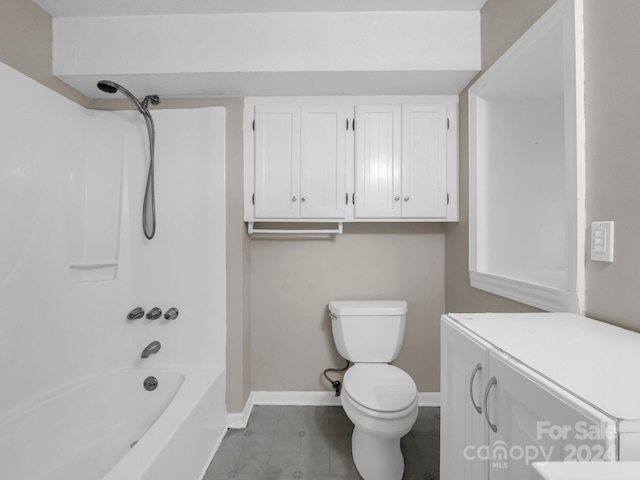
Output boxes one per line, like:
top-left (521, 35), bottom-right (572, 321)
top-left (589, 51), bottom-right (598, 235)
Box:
top-left (292, 196), bottom-right (297, 202)
top-left (395, 195), bottom-right (401, 201)
top-left (404, 196), bottom-right (410, 201)
top-left (301, 196), bottom-right (306, 202)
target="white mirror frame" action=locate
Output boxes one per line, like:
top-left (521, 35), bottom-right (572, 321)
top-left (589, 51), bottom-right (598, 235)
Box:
top-left (468, 0), bottom-right (585, 314)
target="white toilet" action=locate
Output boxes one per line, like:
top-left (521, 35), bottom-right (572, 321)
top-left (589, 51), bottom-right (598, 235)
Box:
top-left (328, 300), bottom-right (418, 480)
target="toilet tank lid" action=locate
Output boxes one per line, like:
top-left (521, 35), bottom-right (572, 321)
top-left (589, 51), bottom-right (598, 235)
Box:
top-left (328, 301), bottom-right (407, 316)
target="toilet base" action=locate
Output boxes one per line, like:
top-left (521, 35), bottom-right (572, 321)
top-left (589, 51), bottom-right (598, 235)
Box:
top-left (351, 426), bottom-right (404, 480)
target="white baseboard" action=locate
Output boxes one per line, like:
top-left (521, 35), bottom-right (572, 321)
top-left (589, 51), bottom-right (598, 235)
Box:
top-left (418, 392), bottom-right (441, 407)
top-left (226, 392), bottom-right (255, 429)
top-left (252, 390), bottom-right (343, 406)
top-left (227, 391), bottom-right (440, 427)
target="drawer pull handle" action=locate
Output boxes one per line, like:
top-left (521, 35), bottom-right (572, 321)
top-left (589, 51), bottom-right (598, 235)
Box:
top-left (469, 363), bottom-right (482, 414)
top-left (484, 376), bottom-right (498, 433)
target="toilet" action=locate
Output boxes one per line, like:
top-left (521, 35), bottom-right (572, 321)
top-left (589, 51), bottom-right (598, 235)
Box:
top-left (328, 300), bottom-right (418, 480)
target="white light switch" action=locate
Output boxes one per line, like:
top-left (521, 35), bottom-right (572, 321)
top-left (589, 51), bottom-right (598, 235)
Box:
top-left (591, 221), bottom-right (614, 262)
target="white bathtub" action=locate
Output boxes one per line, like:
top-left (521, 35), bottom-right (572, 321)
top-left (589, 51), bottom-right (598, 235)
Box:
top-left (0, 367), bottom-right (226, 480)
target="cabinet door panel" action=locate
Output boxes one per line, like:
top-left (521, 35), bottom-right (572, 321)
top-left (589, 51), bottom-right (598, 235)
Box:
top-left (254, 105), bottom-right (300, 218)
top-left (354, 105), bottom-right (401, 218)
top-left (441, 319), bottom-right (489, 480)
top-left (402, 104), bottom-right (448, 218)
top-left (300, 106), bottom-right (346, 218)
top-left (487, 352), bottom-right (616, 480)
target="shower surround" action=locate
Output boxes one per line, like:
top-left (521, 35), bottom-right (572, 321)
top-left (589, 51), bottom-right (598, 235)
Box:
top-left (0, 61), bottom-right (227, 479)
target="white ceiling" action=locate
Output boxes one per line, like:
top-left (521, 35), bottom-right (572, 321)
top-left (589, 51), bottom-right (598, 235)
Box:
top-left (34, 0), bottom-right (486, 17)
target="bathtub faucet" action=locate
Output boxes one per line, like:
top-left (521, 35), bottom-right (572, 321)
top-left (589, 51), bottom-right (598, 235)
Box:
top-left (141, 341), bottom-right (161, 359)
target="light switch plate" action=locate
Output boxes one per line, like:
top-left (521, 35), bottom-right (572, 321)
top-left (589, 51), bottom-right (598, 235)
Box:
top-left (591, 221), bottom-right (614, 262)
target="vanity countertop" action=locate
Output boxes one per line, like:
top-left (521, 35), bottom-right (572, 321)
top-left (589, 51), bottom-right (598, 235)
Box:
top-left (533, 461), bottom-right (640, 479)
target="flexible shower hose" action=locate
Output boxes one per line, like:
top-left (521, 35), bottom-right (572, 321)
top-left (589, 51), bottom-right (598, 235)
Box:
top-left (142, 111), bottom-right (156, 240)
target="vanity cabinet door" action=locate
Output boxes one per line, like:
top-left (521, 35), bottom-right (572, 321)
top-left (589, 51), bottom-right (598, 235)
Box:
top-left (486, 351), bottom-right (616, 480)
top-left (440, 318), bottom-right (490, 480)
top-left (253, 105), bottom-right (301, 219)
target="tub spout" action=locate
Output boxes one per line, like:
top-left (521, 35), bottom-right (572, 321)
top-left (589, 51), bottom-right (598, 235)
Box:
top-left (141, 341), bottom-right (161, 359)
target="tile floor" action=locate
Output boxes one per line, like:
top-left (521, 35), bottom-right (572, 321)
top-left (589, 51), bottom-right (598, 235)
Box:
top-left (203, 405), bottom-right (440, 480)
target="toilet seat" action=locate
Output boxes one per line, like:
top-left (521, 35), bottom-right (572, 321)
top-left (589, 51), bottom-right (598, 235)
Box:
top-left (343, 364), bottom-right (417, 415)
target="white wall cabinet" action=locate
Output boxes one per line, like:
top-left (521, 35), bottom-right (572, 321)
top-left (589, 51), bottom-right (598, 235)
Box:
top-left (253, 104), bottom-right (346, 220)
top-left (244, 96), bottom-right (458, 226)
top-left (442, 314), bottom-right (619, 480)
top-left (354, 104), bottom-right (448, 219)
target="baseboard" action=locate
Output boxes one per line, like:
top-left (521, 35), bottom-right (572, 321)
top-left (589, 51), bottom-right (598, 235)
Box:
top-left (252, 390), bottom-right (342, 406)
top-left (226, 392), bottom-right (255, 429)
top-left (227, 391), bottom-right (441, 427)
top-left (417, 392), bottom-right (441, 407)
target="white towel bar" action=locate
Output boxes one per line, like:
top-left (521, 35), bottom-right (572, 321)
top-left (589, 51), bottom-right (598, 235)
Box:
top-left (248, 222), bottom-right (343, 235)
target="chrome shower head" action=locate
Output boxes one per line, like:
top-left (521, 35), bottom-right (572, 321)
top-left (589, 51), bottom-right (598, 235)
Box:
top-left (97, 80), bottom-right (146, 114)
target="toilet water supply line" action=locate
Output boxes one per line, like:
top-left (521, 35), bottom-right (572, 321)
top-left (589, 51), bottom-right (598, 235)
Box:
top-left (323, 360), bottom-right (351, 396)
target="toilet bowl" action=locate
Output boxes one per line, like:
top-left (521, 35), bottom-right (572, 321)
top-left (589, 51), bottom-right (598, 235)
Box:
top-left (341, 364), bottom-right (418, 480)
top-left (328, 301), bottom-right (419, 480)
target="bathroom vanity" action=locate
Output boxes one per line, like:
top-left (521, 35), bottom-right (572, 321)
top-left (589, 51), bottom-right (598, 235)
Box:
top-left (441, 312), bottom-right (640, 480)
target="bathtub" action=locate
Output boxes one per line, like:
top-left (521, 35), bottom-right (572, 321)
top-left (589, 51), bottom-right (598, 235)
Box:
top-left (0, 367), bottom-right (226, 480)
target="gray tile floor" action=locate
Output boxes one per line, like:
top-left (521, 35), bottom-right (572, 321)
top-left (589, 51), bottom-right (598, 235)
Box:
top-left (203, 405), bottom-right (440, 480)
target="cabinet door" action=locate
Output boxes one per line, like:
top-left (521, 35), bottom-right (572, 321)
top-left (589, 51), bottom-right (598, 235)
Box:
top-left (354, 105), bottom-right (401, 218)
top-left (486, 352), bottom-right (616, 480)
top-left (254, 105), bottom-right (300, 218)
top-left (402, 104), bottom-right (448, 218)
top-left (300, 106), bottom-right (347, 218)
top-left (441, 319), bottom-right (489, 480)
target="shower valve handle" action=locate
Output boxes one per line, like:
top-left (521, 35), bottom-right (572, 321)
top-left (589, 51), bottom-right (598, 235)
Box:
top-left (127, 307), bottom-right (145, 321)
top-left (146, 307), bottom-right (162, 320)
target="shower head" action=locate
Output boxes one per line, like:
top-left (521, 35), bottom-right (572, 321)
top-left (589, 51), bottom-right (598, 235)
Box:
top-left (97, 80), bottom-right (146, 114)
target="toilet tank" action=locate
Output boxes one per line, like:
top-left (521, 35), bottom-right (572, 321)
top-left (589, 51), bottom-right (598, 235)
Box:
top-left (328, 301), bottom-right (407, 363)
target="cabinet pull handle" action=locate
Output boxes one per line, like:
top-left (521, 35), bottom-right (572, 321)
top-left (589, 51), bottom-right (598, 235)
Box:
top-left (301, 196), bottom-right (306, 202)
top-left (292, 196), bottom-right (298, 202)
top-left (469, 363), bottom-right (482, 414)
top-left (346, 193), bottom-right (349, 205)
top-left (404, 196), bottom-right (410, 201)
top-left (395, 195), bottom-right (401, 201)
top-left (484, 376), bottom-right (498, 433)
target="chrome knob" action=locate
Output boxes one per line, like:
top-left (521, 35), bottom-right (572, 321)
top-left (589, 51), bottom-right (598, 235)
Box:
top-left (164, 307), bottom-right (179, 320)
top-left (394, 195), bottom-right (401, 201)
top-left (146, 307), bottom-right (162, 320)
top-left (301, 196), bottom-right (306, 202)
top-left (404, 196), bottom-right (410, 201)
top-left (127, 307), bottom-right (145, 320)
top-left (292, 196), bottom-right (298, 202)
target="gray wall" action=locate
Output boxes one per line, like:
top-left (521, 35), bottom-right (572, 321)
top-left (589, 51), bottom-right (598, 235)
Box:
top-left (584, 0), bottom-right (640, 329)
top-left (251, 223), bottom-right (445, 393)
top-left (0, 0), bottom-right (88, 106)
